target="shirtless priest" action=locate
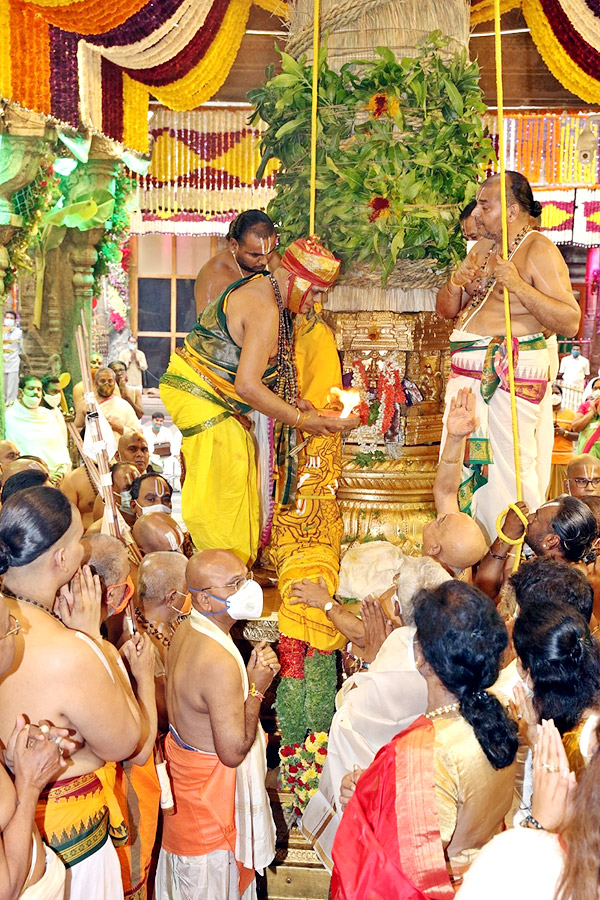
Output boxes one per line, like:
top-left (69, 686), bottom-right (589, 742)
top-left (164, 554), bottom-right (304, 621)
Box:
top-left (436, 171), bottom-right (580, 542)
top-left (157, 549), bottom-right (279, 900)
top-left (161, 237), bottom-right (355, 566)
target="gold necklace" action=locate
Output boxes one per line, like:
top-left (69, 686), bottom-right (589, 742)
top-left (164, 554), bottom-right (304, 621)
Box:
top-left (425, 701), bottom-right (460, 720)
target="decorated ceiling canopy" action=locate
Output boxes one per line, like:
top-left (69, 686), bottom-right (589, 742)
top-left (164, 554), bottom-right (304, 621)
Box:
top-left (471, 0), bottom-right (600, 103)
top-left (0, 0), bottom-right (289, 153)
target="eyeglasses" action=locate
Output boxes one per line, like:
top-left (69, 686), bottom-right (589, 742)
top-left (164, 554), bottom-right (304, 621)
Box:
top-left (106, 575), bottom-right (135, 612)
top-left (190, 571), bottom-right (253, 595)
top-left (0, 614), bottom-right (20, 641)
top-left (571, 477), bottom-right (600, 487)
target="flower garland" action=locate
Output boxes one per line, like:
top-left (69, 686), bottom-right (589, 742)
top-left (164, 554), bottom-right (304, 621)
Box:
top-left (350, 354), bottom-right (409, 453)
top-left (5, 157), bottom-right (61, 291)
top-left (279, 732), bottom-right (328, 818)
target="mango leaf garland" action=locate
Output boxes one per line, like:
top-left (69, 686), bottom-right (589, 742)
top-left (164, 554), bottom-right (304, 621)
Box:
top-left (249, 34), bottom-right (493, 281)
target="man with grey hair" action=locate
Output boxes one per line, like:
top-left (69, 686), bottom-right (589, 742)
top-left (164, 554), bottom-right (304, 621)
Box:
top-left (136, 551), bottom-right (189, 731)
top-left (80, 534), bottom-right (132, 646)
top-left (300, 553), bottom-right (452, 872)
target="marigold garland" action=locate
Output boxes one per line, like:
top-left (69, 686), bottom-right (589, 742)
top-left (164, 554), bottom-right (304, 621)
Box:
top-left (148, 0), bottom-right (252, 110)
top-left (26, 0), bottom-right (148, 35)
top-left (522, 0), bottom-right (600, 103)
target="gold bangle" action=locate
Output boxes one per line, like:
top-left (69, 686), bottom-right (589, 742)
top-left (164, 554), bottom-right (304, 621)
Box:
top-left (439, 457), bottom-right (462, 464)
top-left (293, 407), bottom-right (302, 427)
top-left (449, 273), bottom-right (465, 290)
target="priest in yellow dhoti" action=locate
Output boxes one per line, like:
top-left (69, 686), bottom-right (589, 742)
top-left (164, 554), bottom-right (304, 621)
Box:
top-left (159, 238), bottom-right (348, 566)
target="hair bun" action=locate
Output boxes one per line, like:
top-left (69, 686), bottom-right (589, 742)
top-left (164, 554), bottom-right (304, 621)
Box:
top-left (531, 200), bottom-right (543, 219)
top-left (0, 539), bottom-right (11, 576)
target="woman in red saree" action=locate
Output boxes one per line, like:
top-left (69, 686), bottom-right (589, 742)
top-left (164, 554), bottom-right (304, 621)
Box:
top-left (331, 581), bottom-right (518, 899)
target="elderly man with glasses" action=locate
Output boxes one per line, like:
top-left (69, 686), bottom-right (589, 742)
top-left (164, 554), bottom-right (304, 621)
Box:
top-left (564, 454), bottom-right (600, 499)
top-left (157, 549), bottom-right (279, 900)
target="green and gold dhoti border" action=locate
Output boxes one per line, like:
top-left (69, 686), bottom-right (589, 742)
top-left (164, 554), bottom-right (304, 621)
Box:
top-left (35, 763), bottom-right (127, 870)
top-left (444, 330), bottom-right (551, 542)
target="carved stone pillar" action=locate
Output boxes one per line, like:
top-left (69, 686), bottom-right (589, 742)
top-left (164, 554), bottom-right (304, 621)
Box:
top-left (65, 228), bottom-right (103, 383)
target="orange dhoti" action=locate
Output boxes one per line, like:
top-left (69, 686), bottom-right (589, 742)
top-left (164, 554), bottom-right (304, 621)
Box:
top-left (157, 731), bottom-right (254, 898)
top-left (115, 756), bottom-right (161, 900)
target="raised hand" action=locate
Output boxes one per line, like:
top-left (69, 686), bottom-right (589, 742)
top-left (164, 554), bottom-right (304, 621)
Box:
top-left (531, 719), bottom-right (576, 831)
top-left (54, 566), bottom-right (102, 639)
top-left (361, 595), bottom-right (393, 663)
top-left (247, 640), bottom-right (280, 694)
top-left (339, 765), bottom-right (363, 812)
top-left (447, 388), bottom-right (478, 439)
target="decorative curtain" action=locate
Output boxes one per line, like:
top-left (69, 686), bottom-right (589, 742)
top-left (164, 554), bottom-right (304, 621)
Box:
top-left (484, 113), bottom-right (600, 187)
top-left (130, 108), bottom-right (279, 235)
top-left (0, 0), bottom-right (289, 153)
top-left (471, 0), bottom-right (600, 103)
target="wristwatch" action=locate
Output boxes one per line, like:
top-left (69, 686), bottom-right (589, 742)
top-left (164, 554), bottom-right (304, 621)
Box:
top-left (323, 600), bottom-right (335, 614)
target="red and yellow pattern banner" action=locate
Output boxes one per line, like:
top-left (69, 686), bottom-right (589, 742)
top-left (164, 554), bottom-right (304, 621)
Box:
top-left (471, 0), bottom-right (600, 102)
top-left (130, 108), bottom-right (279, 235)
top-left (0, 0), bottom-right (289, 153)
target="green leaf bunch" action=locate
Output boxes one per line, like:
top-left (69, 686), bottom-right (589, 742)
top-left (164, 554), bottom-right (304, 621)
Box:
top-left (248, 34), bottom-right (494, 282)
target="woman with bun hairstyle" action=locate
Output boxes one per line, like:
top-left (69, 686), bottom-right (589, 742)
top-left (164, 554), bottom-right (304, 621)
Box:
top-left (0, 486), bottom-right (142, 900)
top-left (331, 581), bottom-right (518, 900)
top-left (513, 602), bottom-right (600, 775)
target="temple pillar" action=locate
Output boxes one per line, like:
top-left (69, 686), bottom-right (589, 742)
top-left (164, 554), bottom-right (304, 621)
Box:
top-left (0, 105), bottom-right (49, 435)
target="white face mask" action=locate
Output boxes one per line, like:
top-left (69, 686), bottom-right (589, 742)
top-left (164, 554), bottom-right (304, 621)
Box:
top-left (128, 342), bottom-right (137, 350)
top-left (593, 390), bottom-right (600, 400)
top-left (21, 393), bottom-right (41, 409)
top-left (4, 318), bottom-right (14, 327)
top-left (44, 393), bottom-right (61, 408)
top-left (199, 578), bottom-right (264, 621)
top-left (140, 503), bottom-right (172, 516)
top-left (551, 394), bottom-right (562, 407)
top-left (120, 489), bottom-right (132, 512)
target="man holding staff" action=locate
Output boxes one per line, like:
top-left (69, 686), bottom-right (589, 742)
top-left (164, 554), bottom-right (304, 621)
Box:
top-left (436, 172), bottom-right (580, 541)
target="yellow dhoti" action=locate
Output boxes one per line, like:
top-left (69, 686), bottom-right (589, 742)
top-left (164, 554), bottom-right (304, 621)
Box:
top-left (160, 353), bottom-right (259, 565)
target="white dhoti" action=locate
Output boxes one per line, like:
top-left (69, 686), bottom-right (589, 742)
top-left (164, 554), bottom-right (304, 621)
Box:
top-left (156, 849), bottom-right (257, 900)
top-left (442, 330), bottom-right (551, 543)
top-left (65, 839), bottom-right (124, 900)
top-left (22, 844), bottom-right (66, 900)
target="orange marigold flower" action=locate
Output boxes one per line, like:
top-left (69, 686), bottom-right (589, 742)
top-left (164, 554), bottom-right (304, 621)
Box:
top-left (366, 93), bottom-right (399, 118)
top-left (368, 197), bottom-right (391, 222)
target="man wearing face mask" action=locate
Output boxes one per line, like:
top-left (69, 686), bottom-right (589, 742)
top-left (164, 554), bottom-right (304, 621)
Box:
top-left (160, 237), bottom-right (355, 565)
top-left (93, 367), bottom-right (140, 442)
top-left (41, 374), bottom-right (68, 442)
top-left (157, 549), bottom-right (278, 900)
top-left (547, 383), bottom-right (577, 499)
top-left (2, 309), bottom-right (22, 404)
top-left (5, 375), bottom-right (71, 482)
top-left (572, 377), bottom-right (600, 458)
top-left (129, 473), bottom-right (173, 518)
top-left (88, 462), bottom-right (140, 532)
top-left (559, 342), bottom-right (589, 411)
top-left (132, 513), bottom-right (187, 556)
top-left (118, 335), bottom-right (148, 402)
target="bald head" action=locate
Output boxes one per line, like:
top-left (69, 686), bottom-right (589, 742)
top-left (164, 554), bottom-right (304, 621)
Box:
top-left (186, 549), bottom-right (245, 592)
top-left (422, 512), bottom-right (488, 572)
top-left (132, 512), bottom-right (184, 554)
top-left (0, 441), bottom-right (19, 469)
top-left (118, 431), bottom-right (149, 474)
top-left (565, 454), bottom-right (600, 499)
top-left (81, 534), bottom-right (130, 587)
top-left (138, 551), bottom-right (188, 619)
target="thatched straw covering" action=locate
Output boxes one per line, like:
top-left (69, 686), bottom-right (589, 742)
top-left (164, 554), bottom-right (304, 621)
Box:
top-left (288, 0), bottom-right (469, 68)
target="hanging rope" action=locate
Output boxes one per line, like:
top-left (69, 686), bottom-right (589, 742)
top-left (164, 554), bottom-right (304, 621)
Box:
top-left (308, 0), bottom-right (320, 236)
top-left (494, 0), bottom-right (525, 569)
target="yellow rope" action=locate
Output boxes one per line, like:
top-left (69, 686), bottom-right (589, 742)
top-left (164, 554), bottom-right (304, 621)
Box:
top-left (494, 0), bottom-right (524, 570)
top-left (495, 504), bottom-right (529, 545)
top-left (309, 0), bottom-right (320, 236)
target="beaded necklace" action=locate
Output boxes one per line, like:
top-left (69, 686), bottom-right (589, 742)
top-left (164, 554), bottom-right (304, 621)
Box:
top-left (2, 586), bottom-right (63, 624)
top-left (460, 225), bottom-right (531, 327)
top-left (135, 608), bottom-right (172, 646)
top-left (269, 274), bottom-right (297, 404)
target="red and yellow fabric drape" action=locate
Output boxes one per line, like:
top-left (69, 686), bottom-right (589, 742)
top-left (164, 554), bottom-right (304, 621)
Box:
top-left (0, 0), bottom-right (289, 153)
top-left (471, 0), bottom-right (600, 103)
